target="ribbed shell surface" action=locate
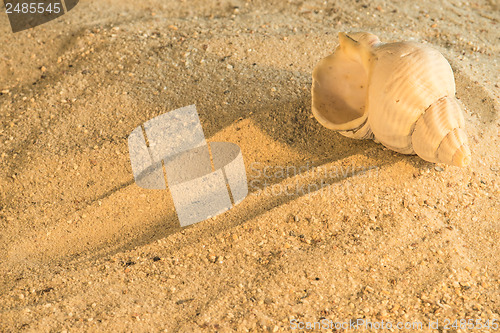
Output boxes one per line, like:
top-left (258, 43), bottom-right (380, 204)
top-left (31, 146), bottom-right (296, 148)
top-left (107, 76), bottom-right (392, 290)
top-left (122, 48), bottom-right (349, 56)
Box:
top-left (367, 42), bottom-right (456, 154)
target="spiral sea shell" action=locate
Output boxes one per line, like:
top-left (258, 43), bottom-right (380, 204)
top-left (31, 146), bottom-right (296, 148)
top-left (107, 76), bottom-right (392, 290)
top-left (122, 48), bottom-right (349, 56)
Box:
top-left (312, 32), bottom-right (471, 167)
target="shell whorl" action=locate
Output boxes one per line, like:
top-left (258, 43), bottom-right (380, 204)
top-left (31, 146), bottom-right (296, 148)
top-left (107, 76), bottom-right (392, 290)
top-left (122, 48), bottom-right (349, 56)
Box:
top-left (412, 96), bottom-right (471, 167)
top-left (367, 41), bottom-right (456, 155)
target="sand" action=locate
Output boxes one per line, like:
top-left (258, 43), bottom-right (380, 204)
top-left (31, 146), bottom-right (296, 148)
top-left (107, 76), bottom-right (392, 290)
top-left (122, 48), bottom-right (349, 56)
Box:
top-left (0, 0), bottom-right (499, 331)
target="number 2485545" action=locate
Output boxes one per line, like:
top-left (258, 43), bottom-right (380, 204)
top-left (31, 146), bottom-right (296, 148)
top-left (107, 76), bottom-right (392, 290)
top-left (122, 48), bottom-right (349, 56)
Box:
top-left (6, 2), bottom-right (62, 14)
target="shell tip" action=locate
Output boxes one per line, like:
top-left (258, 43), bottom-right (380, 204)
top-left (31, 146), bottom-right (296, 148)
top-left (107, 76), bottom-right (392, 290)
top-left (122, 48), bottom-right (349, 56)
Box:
top-left (452, 144), bottom-right (471, 167)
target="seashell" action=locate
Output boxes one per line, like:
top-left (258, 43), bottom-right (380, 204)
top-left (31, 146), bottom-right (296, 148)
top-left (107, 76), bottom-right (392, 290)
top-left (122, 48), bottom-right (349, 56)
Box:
top-left (312, 32), bottom-right (471, 167)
